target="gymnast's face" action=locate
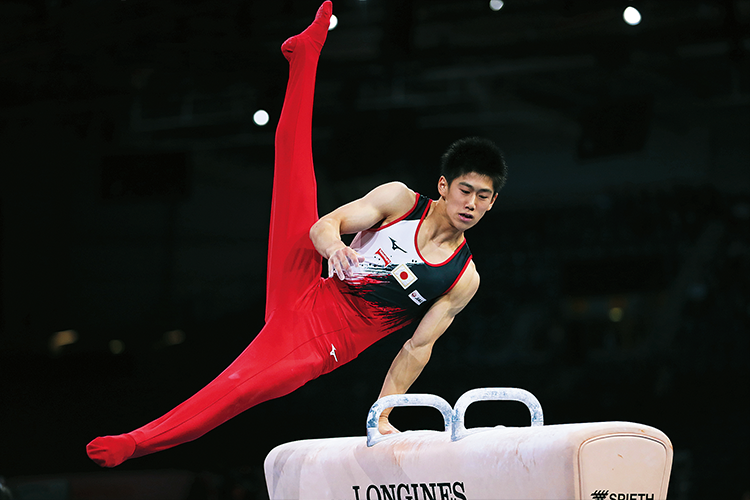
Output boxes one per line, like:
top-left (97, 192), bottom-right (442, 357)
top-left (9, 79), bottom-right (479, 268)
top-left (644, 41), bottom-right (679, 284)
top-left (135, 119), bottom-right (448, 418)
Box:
top-left (438, 172), bottom-right (498, 230)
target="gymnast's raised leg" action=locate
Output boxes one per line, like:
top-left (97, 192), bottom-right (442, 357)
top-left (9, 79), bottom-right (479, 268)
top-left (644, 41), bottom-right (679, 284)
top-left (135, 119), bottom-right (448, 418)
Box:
top-left (86, 2), bottom-right (333, 468)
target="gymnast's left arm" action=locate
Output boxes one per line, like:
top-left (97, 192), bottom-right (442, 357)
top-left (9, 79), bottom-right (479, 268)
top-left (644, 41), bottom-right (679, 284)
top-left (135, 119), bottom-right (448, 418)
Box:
top-left (376, 263), bottom-right (480, 435)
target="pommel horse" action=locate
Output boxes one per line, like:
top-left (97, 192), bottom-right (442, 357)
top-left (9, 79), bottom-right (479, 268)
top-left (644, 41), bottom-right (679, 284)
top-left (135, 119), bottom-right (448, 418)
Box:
top-left (264, 388), bottom-right (673, 500)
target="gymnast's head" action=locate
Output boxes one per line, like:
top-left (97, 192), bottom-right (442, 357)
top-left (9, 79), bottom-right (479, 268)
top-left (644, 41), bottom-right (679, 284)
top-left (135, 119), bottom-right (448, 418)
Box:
top-left (440, 137), bottom-right (508, 195)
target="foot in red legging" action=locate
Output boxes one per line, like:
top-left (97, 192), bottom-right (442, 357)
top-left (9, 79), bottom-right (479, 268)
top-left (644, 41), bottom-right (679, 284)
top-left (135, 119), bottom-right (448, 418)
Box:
top-left (86, 434), bottom-right (136, 468)
top-left (282, 1), bottom-right (332, 61)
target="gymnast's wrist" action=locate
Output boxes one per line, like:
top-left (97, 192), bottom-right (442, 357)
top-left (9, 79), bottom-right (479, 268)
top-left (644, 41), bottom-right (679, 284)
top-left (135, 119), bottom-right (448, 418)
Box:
top-left (325, 241), bottom-right (347, 259)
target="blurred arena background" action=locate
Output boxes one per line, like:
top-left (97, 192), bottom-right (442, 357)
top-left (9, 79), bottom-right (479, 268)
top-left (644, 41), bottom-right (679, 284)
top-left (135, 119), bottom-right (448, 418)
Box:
top-left (1, 0), bottom-right (748, 498)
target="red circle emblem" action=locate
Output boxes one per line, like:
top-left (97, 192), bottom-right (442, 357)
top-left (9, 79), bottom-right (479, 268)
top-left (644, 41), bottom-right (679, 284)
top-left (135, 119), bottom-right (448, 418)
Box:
top-left (400, 271), bottom-right (409, 280)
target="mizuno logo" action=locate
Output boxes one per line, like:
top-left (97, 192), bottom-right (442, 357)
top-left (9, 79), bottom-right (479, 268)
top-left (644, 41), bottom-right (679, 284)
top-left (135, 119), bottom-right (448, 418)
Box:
top-left (390, 237), bottom-right (407, 253)
top-left (330, 344), bottom-right (338, 362)
top-left (591, 491), bottom-right (609, 500)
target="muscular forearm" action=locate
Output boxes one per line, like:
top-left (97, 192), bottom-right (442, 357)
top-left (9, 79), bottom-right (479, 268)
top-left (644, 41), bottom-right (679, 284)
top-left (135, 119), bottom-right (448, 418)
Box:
top-left (376, 268), bottom-right (477, 433)
top-left (309, 218), bottom-right (346, 259)
top-left (378, 339), bottom-right (432, 418)
top-left (310, 182), bottom-right (414, 268)
top-left (310, 218), bottom-right (363, 279)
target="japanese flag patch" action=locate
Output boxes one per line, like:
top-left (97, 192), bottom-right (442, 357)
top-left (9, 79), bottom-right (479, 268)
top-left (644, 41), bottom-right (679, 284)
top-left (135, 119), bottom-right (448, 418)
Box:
top-left (391, 263), bottom-right (418, 289)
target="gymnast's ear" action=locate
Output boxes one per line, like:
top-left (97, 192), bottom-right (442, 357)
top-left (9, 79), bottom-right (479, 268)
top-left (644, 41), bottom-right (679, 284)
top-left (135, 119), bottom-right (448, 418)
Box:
top-left (487, 191), bottom-right (499, 211)
top-left (437, 176), bottom-right (450, 199)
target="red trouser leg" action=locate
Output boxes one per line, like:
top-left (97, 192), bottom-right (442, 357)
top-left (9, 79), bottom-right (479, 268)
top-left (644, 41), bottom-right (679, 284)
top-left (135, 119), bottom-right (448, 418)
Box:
top-left (86, 308), bottom-right (342, 467)
top-left (127, 309), bottom-right (338, 459)
top-left (86, 2), bottom-right (333, 468)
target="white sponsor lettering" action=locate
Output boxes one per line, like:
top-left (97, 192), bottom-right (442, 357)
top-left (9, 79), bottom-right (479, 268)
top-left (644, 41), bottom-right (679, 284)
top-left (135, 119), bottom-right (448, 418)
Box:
top-left (409, 290), bottom-right (427, 305)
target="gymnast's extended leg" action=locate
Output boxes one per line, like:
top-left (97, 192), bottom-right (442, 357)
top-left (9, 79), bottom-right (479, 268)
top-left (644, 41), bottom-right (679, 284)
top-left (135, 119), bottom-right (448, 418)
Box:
top-left (85, 2), bottom-right (333, 468)
top-left (265, 0), bottom-right (332, 319)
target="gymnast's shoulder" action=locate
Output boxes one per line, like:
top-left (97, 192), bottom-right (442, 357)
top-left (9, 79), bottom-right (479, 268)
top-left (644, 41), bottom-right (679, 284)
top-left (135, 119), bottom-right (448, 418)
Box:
top-left (362, 181), bottom-right (417, 217)
top-left (447, 259), bottom-right (480, 308)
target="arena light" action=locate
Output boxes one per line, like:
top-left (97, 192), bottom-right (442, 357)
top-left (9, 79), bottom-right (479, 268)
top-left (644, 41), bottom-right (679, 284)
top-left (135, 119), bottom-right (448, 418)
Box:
top-left (329, 14), bottom-right (338, 30)
top-left (623, 6), bottom-right (641, 26)
top-left (109, 339), bottom-right (125, 355)
top-left (490, 0), bottom-right (504, 11)
top-left (49, 329), bottom-right (78, 354)
top-left (608, 307), bottom-right (624, 322)
top-left (164, 329), bottom-right (186, 346)
top-left (253, 109), bottom-right (270, 126)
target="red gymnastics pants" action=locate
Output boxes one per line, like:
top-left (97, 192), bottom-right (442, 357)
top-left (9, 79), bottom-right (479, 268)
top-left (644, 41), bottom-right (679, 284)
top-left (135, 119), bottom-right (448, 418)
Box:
top-left (86, 2), bottom-right (392, 468)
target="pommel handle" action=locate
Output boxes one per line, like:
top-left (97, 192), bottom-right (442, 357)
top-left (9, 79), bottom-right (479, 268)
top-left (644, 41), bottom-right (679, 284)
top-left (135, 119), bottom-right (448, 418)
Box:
top-left (366, 394), bottom-right (453, 447)
top-left (452, 387), bottom-right (544, 441)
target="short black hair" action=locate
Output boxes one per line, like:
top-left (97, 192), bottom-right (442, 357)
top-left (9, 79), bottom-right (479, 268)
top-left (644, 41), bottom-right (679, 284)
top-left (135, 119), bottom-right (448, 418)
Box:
top-left (440, 137), bottom-right (508, 193)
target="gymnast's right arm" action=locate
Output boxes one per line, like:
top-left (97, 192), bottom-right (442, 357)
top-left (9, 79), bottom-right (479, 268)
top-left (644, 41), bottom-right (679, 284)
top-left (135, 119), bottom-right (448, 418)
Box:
top-left (310, 182), bottom-right (416, 279)
top-left (375, 264), bottom-right (480, 435)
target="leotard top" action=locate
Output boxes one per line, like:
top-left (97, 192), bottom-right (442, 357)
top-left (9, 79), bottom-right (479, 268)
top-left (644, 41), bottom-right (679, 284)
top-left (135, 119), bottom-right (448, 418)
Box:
top-left (336, 193), bottom-right (473, 330)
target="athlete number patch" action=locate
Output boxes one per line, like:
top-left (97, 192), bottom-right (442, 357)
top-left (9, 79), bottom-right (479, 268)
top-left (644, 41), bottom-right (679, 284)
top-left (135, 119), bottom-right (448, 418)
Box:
top-left (390, 263), bottom-right (418, 289)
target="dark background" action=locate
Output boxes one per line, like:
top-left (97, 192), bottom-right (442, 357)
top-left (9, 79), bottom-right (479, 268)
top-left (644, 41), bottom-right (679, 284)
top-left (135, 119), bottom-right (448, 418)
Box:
top-left (1, 0), bottom-right (749, 498)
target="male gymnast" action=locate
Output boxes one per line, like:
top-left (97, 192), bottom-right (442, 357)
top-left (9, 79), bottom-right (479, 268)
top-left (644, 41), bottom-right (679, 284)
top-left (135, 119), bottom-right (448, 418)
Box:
top-left (86, 1), bottom-right (508, 467)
